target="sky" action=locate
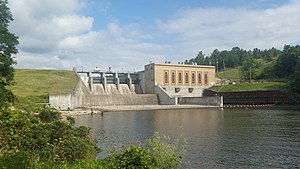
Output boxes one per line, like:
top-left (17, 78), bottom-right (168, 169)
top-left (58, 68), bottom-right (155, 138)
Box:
top-left (8, 0), bottom-right (300, 72)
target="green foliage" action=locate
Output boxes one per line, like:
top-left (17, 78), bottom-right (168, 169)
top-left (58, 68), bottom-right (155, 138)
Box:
top-left (0, 82), bottom-right (15, 108)
top-left (1, 108), bottom-right (187, 169)
top-left (289, 60), bottom-right (300, 96)
top-left (104, 145), bottom-right (153, 168)
top-left (103, 132), bottom-right (187, 169)
top-left (33, 160), bottom-right (104, 169)
top-left (0, 108), bottom-right (99, 164)
top-left (275, 45), bottom-right (300, 78)
top-left (0, 151), bottom-right (33, 169)
top-left (13, 95), bottom-right (48, 113)
top-left (0, 0), bottom-right (18, 109)
top-left (39, 108), bottom-right (61, 122)
top-left (146, 132), bottom-right (187, 169)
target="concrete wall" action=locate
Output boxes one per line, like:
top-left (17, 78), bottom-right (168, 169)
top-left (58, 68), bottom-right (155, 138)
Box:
top-left (144, 64), bottom-right (155, 94)
top-left (161, 85), bottom-right (206, 97)
top-left (179, 96), bottom-right (223, 106)
top-left (154, 85), bottom-right (177, 105)
top-left (82, 94), bottom-right (158, 107)
top-left (49, 94), bottom-right (75, 110)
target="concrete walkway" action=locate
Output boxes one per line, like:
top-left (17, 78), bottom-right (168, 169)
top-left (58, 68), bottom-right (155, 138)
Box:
top-left (60, 105), bottom-right (222, 116)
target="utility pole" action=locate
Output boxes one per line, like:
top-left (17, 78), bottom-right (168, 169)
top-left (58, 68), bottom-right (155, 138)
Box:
top-left (223, 59), bottom-right (226, 85)
top-left (239, 67), bottom-right (241, 83)
top-left (249, 66), bottom-right (252, 83)
top-left (216, 60), bottom-right (219, 73)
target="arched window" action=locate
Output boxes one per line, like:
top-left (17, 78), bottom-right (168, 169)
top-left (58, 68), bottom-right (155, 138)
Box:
top-left (164, 71), bottom-right (168, 84)
top-left (204, 72), bottom-right (208, 85)
top-left (198, 72), bottom-right (202, 85)
top-left (171, 71), bottom-right (176, 84)
top-left (178, 72), bottom-right (182, 84)
top-left (191, 72), bottom-right (195, 84)
top-left (185, 71), bottom-right (189, 84)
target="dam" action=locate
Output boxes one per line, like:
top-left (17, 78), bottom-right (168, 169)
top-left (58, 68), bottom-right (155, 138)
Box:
top-left (49, 62), bottom-right (222, 110)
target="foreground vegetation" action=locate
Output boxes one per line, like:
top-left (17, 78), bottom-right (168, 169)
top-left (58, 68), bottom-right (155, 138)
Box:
top-left (0, 108), bottom-right (187, 168)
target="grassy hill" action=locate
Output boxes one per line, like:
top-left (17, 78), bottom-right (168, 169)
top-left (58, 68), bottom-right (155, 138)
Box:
top-left (10, 69), bottom-right (78, 97)
top-left (216, 68), bottom-right (240, 79)
top-left (210, 81), bottom-right (286, 92)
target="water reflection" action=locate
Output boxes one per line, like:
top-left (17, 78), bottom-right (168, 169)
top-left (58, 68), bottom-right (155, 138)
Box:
top-left (73, 108), bottom-right (300, 168)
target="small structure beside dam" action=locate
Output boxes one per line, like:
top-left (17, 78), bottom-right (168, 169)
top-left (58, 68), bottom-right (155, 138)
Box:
top-left (49, 62), bottom-right (222, 110)
top-left (203, 89), bottom-right (299, 106)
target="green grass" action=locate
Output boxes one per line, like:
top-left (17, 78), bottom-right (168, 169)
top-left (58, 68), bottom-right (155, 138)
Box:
top-left (10, 69), bottom-right (78, 97)
top-left (216, 68), bottom-right (240, 79)
top-left (209, 81), bottom-right (287, 92)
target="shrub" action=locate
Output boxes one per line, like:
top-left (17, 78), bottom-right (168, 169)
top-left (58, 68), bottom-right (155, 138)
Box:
top-left (102, 132), bottom-right (187, 169)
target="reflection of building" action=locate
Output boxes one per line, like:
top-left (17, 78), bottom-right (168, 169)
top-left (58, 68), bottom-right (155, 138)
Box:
top-left (49, 62), bottom-right (221, 110)
top-left (140, 63), bottom-right (215, 97)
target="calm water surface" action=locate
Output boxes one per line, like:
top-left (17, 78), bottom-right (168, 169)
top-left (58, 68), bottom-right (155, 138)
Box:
top-left (73, 108), bottom-right (300, 168)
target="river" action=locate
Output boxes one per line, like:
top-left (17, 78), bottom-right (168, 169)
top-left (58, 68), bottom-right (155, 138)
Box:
top-left (73, 108), bottom-right (300, 168)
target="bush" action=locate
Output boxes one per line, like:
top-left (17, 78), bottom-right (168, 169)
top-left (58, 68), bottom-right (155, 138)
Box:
top-left (102, 132), bottom-right (187, 169)
top-left (0, 108), bottom-right (99, 165)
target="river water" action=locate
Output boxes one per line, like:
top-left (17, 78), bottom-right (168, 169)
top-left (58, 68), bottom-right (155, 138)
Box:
top-left (73, 108), bottom-right (300, 168)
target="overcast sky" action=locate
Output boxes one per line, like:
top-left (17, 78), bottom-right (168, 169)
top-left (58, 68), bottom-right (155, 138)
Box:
top-left (8, 0), bottom-right (300, 72)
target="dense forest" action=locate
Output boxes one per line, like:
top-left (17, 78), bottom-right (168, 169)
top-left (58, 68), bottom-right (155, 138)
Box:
top-left (185, 45), bottom-right (300, 95)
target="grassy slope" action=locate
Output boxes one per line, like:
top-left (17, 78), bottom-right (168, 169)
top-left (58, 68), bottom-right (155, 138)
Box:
top-left (10, 69), bottom-right (78, 97)
top-left (210, 82), bottom-right (286, 92)
top-left (216, 68), bottom-right (240, 79)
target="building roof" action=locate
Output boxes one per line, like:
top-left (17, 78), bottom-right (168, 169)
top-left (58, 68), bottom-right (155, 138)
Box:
top-left (145, 62), bottom-right (215, 69)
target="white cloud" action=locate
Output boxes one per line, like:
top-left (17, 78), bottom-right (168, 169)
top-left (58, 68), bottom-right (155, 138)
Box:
top-left (157, 0), bottom-right (300, 58)
top-left (8, 0), bottom-right (166, 71)
top-left (8, 0), bottom-right (300, 71)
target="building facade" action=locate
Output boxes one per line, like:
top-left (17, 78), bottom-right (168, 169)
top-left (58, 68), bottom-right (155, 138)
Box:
top-left (141, 63), bottom-right (215, 97)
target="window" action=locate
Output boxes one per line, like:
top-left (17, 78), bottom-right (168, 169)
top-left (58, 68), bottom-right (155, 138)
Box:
top-left (185, 71), bottom-right (189, 84)
top-left (204, 72), bottom-right (208, 85)
top-left (178, 72), bottom-right (182, 84)
top-left (164, 71), bottom-right (169, 84)
top-left (188, 88), bottom-right (194, 93)
top-left (191, 71), bottom-right (195, 84)
top-left (197, 72), bottom-right (202, 85)
top-left (175, 88), bottom-right (180, 93)
top-left (171, 71), bottom-right (176, 84)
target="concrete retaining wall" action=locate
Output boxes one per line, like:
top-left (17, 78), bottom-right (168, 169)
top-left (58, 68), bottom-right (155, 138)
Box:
top-left (82, 94), bottom-right (158, 107)
top-left (49, 94), bottom-right (77, 110)
top-left (179, 96), bottom-right (223, 106)
top-left (161, 85), bottom-right (206, 97)
top-left (154, 85), bottom-right (177, 105)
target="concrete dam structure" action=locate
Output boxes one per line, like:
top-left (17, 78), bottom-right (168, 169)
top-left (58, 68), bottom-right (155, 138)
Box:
top-left (49, 71), bottom-right (158, 110)
top-left (49, 62), bottom-right (223, 110)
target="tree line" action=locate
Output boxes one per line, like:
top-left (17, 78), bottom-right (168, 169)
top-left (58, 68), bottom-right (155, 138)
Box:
top-left (185, 45), bottom-right (300, 95)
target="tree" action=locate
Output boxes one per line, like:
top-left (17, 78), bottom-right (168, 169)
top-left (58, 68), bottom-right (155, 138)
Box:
top-left (0, 0), bottom-right (19, 107)
top-left (275, 45), bottom-right (300, 78)
top-left (289, 60), bottom-right (300, 96)
top-left (241, 57), bottom-right (257, 82)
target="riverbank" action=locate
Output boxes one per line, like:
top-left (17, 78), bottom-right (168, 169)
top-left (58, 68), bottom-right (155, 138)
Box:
top-left (60, 105), bottom-right (222, 116)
